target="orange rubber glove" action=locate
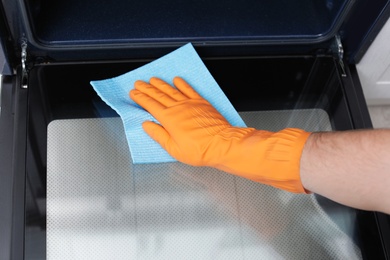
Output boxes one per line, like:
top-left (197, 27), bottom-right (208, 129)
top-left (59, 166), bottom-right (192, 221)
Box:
top-left (129, 77), bottom-right (311, 193)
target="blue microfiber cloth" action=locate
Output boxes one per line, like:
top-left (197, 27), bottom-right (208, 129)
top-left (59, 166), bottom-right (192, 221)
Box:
top-left (90, 43), bottom-right (246, 164)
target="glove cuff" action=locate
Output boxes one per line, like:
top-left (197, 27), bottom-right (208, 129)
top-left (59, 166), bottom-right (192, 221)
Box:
top-left (258, 128), bottom-right (312, 193)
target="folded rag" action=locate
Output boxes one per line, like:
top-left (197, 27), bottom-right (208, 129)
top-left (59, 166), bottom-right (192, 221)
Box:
top-left (90, 43), bottom-right (246, 164)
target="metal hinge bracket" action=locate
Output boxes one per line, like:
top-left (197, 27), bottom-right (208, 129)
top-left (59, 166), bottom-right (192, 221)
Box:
top-left (334, 35), bottom-right (347, 77)
top-left (21, 40), bottom-right (28, 88)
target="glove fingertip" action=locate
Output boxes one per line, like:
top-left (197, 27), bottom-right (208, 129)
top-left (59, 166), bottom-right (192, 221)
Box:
top-left (129, 89), bottom-right (138, 100)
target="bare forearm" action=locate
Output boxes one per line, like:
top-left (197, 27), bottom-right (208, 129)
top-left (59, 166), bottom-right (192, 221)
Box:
top-left (300, 129), bottom-right (390, 214)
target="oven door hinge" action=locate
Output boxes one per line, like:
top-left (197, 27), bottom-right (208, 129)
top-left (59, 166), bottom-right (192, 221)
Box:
top-left (332, 35), bottom-right (347, 78)
top-left (21, 40), bottom-right (28, 89)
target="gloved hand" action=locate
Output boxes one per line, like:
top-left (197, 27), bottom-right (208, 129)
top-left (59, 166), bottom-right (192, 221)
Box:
top-left (129, 77), bottom-right (311, 193)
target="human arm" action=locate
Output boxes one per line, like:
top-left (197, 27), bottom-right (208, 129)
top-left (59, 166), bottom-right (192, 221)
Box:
top-left (300, 130), bottom-right (390, 214)
top-left (129, 77), bottom-right (390, 214)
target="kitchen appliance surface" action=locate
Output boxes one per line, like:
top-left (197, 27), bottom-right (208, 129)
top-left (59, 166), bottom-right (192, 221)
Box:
top-left (1, 0), bottom-right (390, 259)
top-left (45, 110), bottom-right (360, 260)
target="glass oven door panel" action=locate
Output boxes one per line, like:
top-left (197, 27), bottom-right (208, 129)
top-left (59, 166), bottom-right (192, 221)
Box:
top-left (45, 109), bottom-right (360, 259)
top-left (25, 55), bottom-right (372, 259)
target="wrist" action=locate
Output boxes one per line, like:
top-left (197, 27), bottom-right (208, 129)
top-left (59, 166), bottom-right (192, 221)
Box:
top-left (213, 128), bottom-right (311, 193)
